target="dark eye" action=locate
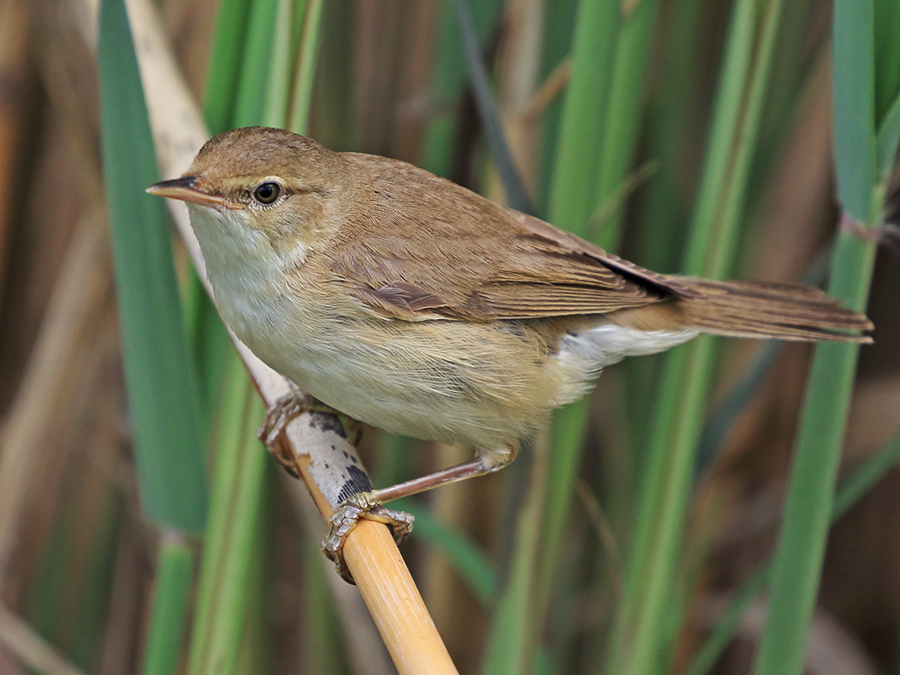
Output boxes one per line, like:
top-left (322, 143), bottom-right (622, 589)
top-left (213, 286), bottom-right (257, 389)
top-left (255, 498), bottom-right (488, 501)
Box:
top-left (253, 182), bottom-right (281, 205)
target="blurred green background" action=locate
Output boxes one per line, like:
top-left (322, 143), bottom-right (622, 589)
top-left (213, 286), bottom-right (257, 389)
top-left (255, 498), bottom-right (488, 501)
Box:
top-left (0, 0), bottom-right (898, 673)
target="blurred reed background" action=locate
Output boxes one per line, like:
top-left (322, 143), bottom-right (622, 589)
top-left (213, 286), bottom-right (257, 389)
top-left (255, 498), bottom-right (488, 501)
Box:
top-left (0, 0), bottom-right (898, 673)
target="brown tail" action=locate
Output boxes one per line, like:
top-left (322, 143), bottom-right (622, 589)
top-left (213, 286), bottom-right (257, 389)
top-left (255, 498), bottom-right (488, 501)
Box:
top-left (678, 278), bottom-right (873, 343)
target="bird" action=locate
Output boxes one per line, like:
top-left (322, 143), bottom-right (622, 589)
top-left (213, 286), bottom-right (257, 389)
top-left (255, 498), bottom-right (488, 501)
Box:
top-left (147, 126), bottom-right (872, 565)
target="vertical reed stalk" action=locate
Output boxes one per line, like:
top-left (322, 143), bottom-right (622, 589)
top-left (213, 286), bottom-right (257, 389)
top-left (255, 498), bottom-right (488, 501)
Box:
top-left (753, 0), bottom-right (896, 669)
top-left (605, 1), bottom-right (786, 672)
top-left (98, 1), bottom-right (209, 670)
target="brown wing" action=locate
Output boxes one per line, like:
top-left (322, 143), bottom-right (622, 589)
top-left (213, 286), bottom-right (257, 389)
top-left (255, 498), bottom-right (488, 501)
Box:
top-left (327, 154), bottom-right (699, 322)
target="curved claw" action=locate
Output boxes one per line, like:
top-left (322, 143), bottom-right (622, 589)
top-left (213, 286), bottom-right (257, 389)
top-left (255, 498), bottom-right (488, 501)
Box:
top-left (258, 390), bottom-right (363, 451)
top-left (322, 494), bottom-right (415, 583)
top-left (258, 389), bottom-right (315, 447)
top-left (259, 390), bottom-right (358, 476)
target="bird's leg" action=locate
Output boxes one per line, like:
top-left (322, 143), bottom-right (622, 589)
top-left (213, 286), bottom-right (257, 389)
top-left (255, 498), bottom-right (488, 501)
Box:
top-left (324, 444), bottom-right (518, 582)
top-left (260, 388), bottom-right (519, 582)
top-left (371, 444), bottom-right (518, 503)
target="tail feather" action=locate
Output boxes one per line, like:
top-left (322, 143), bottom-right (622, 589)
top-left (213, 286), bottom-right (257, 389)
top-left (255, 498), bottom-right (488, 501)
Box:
top-left (679, 278), bottom-right (873, 343)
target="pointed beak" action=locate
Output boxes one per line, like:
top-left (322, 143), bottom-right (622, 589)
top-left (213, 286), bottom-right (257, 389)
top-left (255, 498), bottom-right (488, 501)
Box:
top-left (146, 176), bottom-right (228, 208)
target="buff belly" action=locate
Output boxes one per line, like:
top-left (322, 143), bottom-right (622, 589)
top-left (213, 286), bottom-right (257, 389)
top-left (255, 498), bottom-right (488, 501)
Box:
top-left (235, 303), bottom-right (696, 453)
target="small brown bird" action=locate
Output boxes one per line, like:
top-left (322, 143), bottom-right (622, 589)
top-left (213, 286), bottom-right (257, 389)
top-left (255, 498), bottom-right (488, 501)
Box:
top-left (148, 126), bottom-right (871, 530)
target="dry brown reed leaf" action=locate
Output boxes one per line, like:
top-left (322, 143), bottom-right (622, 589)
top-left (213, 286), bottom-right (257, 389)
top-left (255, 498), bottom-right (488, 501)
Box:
top-left (493, 0), bottom-right (542, 196)
top-left (0, 218), bottom-right (111, 586)
top-left (0, 0), bottom-right (32, 301)
top-left (692, 598), bottom-right (880, 675)
top-left (96, 468), bottom-right (147, 675)
top-left (422, 443), bottom-right (488, 671)
top-left (0, 603), bottom-right (83, 675)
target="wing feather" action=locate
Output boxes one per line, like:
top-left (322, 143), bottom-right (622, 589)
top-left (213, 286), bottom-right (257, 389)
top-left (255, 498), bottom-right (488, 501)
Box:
top-left (326, 153), bottom-right (694, 322)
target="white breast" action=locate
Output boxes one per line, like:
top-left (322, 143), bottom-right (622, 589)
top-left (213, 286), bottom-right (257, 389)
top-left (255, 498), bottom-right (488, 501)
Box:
top-left (186, 203), bottom-right (310, 341)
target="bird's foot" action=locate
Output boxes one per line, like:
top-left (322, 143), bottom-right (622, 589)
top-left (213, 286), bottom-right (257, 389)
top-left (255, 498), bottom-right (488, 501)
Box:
top-left (258, 388), bottom-right (363, 474)
top-left (258, 387), bottom-right (334, 446)
top-left (323, 492), bottom-right (414, 584)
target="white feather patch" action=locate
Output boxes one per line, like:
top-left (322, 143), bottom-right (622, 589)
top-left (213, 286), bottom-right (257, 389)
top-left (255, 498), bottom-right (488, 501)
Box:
top-left (558, 324), bottom-right (697, 370)
top-left (551, 324), bottom-right (697, 405)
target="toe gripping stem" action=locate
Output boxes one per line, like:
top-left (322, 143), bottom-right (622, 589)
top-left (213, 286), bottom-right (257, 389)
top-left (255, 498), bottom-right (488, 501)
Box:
top-left (257, 387), bottom-right (361, 475)
top-left (257, 385), bottom-right (414, 584)
top-left (323, 494), bottom-right (415, 583)
top-left (257, 387), bottom-right (516, 583)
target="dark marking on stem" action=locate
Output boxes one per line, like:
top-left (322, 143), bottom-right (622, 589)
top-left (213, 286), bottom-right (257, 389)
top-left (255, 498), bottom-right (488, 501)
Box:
top-left (336, 466), bottom-right (373, 504)
top-left (309, 411), bottom-right (347, 438)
